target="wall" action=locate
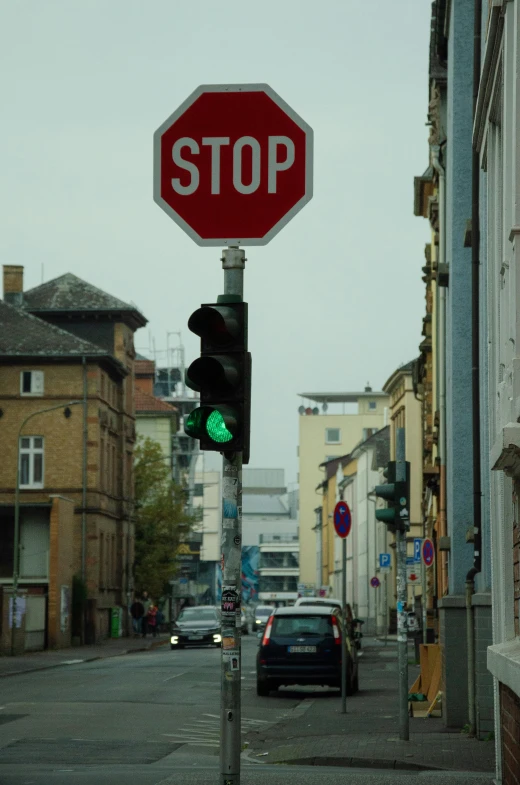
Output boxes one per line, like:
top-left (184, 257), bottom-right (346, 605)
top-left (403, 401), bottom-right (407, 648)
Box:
top-left (136, 416), bottom-right (173, 458)
top-left (47, 495), bottom-right (74, 648)
top-left (445, 0), bottom-right (475, 596)
top-left (298, 407), bottom-right (386, 583)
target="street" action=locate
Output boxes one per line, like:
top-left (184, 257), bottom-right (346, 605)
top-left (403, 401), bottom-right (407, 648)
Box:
top-left (0, 636), bottom-right (494, 785)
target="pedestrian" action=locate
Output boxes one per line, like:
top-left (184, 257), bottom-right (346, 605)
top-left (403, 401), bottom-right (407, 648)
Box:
top-left (130, 596), bottom-right (144, 637)
top-left (141, 591), bottom-right (152, 638)
top-left (146, 601), bottom-right (158, 638)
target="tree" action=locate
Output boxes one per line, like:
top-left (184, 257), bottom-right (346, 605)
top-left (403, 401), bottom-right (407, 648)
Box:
top-left (133, 437), bottom-right (198, 600)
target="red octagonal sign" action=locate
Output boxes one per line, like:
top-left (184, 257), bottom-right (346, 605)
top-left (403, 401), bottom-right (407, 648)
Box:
top-left (153, 84), bottom-right (313, 246)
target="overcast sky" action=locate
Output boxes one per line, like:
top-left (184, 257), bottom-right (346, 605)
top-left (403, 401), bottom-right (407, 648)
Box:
top-left (1, 0), bottom-right (431, 484)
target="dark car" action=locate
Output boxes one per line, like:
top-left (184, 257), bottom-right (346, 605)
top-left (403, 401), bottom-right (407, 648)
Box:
top-left (256, 606), bottom-right (358, 696)
top-left (171, 606), bottom-right (221, 649)
top-left (254, 605), bottom-right (273, 633)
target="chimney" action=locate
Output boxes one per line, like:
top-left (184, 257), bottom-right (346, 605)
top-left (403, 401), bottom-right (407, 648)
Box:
top-left (3, 265), bottom-right (24, 307)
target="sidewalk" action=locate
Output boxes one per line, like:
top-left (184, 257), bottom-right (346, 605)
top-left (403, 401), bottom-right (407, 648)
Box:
top-left (0, 633), bottom-right (168, 678)
top-left (242, 637), bottom-right (496, 774)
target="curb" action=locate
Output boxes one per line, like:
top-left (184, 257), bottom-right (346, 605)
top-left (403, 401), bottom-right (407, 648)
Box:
top-left (271, 756), bottom-right (443, 772)
top-left (0, 638), bottom-right (168, 678)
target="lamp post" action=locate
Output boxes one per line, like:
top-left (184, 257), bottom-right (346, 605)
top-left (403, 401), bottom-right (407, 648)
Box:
top-left (11, 400), bottom-right (82, 655)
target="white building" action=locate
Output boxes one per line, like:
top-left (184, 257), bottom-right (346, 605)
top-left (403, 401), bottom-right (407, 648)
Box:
top-left (242, 468), bottom-right (299, 606)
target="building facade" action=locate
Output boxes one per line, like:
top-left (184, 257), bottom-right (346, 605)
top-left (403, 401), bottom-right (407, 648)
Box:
top-left (298, 389), bottom-right (388, 588)
top-left (0, 265), bottom-right (147, 652)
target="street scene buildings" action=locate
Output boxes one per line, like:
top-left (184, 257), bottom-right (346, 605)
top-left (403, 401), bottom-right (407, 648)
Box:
top-left (3, 1), bottom-right (520, 784)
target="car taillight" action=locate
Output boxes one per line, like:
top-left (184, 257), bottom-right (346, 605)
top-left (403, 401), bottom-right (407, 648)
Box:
top-left (261, 616), bottom-right (274, 646)
top-left (331, 615), bottom-right (341, 645)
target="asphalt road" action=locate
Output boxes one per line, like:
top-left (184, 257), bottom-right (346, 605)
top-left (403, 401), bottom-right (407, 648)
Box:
top-left (0, 635), bottom-right (494, 785)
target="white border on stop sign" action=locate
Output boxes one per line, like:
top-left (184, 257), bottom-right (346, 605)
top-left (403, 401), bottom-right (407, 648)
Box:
top-left (153, 83), bottom-right (314, 247)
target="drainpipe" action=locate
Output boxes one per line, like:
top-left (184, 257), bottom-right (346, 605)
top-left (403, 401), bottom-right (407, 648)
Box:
top-left (466, 0), bottom-right (482, 740)
top-left (82, 357), bottom-right (88, 584)
top-left (431, 145), bottom-right (447, 598)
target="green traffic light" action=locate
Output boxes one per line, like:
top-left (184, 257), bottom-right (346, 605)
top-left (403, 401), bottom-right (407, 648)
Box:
top-left (206, 410), bottom-right (233, 443)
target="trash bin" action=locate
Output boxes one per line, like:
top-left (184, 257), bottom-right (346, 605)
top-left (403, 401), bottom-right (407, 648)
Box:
top-left (111, 607), bottom-right (123, 638)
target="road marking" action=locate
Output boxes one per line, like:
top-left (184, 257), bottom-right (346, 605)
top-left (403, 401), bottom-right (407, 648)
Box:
top-left (163, 671), bottom-right (187, 682)
top-left (61, 660), bottom-right (85, 665)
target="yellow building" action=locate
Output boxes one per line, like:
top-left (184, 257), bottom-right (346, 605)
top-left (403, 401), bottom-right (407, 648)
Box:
top-left (298, 389), bottom-right (388, 587)
top-left (382, 362), bottom-right (424, 610)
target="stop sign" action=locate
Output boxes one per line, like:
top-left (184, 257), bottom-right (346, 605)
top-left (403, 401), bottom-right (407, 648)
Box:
top-left (153, 84), bottom-right (313, 246)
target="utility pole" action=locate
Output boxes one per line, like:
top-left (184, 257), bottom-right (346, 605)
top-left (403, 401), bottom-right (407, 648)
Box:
top-left (219, 247), bottom-right (245, 785)
top-left (395, 427), bottom-right (409, 741)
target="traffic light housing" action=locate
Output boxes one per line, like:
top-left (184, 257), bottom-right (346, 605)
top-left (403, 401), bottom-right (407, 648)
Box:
top-left (375, 460), bottom-right (410, 533)
top-left (184, 298), bottom-right (251, 463)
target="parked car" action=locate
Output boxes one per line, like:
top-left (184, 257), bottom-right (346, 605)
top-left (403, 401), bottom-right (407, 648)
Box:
top-left (254, 605), bottom-right (273, 632)
top-left (256, 606), bottom-right (359, 697)
top-left (171, 605), bottom-right (221, 649)
top-left (241, 608), bottom-right (249, 635)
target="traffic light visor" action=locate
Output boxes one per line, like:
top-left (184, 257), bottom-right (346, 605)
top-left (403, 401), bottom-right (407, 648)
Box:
top-left (188, 306), bottom-right (240, 347)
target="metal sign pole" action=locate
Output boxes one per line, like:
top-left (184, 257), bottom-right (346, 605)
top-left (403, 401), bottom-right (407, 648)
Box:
top-left (396, 427), bottom-right (409, 741)
top-left (220, 247), bottom-right (245, 785)
top-left (421, 557), bottom-right (427, 644)
top-left (341, 536), bottom-right (347, 714)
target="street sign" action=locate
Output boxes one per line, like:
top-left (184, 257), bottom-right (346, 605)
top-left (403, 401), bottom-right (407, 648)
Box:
top-left (414, 538), bottom-right (422, 563)
top-left (407, 564), bottom-right (420, 584)
top-left (333, 501), bottom-right (352, 538)
top-left (422, 537), bottom-right (435, 568)
top-left (370, 576), bottom-right (380, 588)
top-left (153, 83), bottom-right (314, 246)
top-left (379, 553), bottom-right (391, 570)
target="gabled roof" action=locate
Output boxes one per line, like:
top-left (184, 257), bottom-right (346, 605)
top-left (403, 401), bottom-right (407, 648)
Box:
top-left (0, 300), bottom-right (125, 374)
top-left (23, 273), bottom-right (147, 329)
top-left (135, 388), bottom-right (177, 415)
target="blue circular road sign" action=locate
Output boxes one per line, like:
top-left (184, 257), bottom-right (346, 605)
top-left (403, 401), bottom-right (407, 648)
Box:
top-left (333, 501), bottom-right (352, 538)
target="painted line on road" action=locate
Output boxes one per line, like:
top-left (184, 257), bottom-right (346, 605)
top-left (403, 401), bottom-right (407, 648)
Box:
top-left (163, 671), bottom-right (187, 682)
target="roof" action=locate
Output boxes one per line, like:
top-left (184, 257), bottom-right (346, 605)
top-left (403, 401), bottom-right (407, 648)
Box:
top-left (23, 273), bottom-right (147, 329)
top-left (242, 494), bottom-right (289, 516)
top-left (349, 426), bottom-right (390, 470)
top-left (318, 453), bottom-right (353, 482)
top-left (383, 360), bottom-right (416, 393)
top-left (0, 300), bottom-right (124, 372)
top-left (135, 388), bottom-right (177, 414)
top-left (299, 391), bottom-right (387, 404)
top-left (135, 358), bottom-right (156, 377)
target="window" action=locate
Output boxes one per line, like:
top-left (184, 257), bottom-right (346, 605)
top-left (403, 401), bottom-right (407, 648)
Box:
top-left (19, 437), bottom-right (44, 488)
top-left (20, 370), bottom-right (44, 396)
top-left (368, 401), bottom-right (377, 410)
top-left (325, 428), bottom-right (341, 444)
top-left (193, 483), bottom-right (204, 497)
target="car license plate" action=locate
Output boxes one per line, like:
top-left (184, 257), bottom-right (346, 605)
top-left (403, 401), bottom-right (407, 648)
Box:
top-left (188, 635), bottom-right (203, 640)
top-left (288, 645), bottom-right (316, 653)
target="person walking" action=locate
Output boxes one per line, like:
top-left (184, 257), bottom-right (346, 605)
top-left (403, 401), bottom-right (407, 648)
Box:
top-left (146, 601), bottom-right (158, 638)
top-left (130, 596), bottom-right (144, 637)
top-left (141, 591), bottom-right (152, 638)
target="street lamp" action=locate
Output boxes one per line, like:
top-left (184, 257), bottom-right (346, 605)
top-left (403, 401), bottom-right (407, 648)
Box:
top-left (11, 400), bottom-right (82, 655)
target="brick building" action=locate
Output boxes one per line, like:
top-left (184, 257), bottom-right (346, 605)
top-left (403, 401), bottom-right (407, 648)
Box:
top-left (0, 265), bottom-right (147, 653)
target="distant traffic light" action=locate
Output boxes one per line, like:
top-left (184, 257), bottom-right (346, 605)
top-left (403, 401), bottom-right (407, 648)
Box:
top-left (184, 298), bottom-right (251, 463)
top-left (375, 460), bottom-right (410, 533)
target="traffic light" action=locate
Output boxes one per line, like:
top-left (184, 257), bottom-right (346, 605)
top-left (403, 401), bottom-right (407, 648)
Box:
top-left (184, 297), bottom-right (251, 463)
top-left (375, 460), bottom-right (410, 533)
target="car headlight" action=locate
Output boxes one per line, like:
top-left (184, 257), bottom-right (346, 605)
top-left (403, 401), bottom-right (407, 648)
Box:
top-left (170, 635), bottom-right (179, 644)
top-left (255, 619), bottom-right (261, 624)
top-left (213, 634), bottom-right (222, 643)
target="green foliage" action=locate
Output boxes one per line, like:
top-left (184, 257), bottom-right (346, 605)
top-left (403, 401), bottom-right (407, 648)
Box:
top-left (133, 437), bottom-right (198, 601)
